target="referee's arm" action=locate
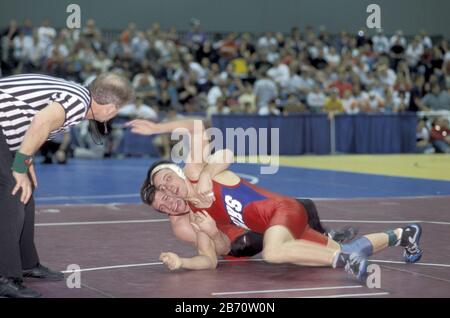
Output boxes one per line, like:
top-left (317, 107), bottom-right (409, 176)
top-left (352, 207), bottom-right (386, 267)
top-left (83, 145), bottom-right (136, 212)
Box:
top-left (12, 102), bottom-right (65, 204)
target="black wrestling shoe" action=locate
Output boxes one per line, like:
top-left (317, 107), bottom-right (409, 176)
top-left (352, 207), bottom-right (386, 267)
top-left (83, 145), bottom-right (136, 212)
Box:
top-left (0, 277), bottom-right (41, 298)
top-left (23, 263), bottom-right (64, 281)
top-left (328, 226), bottom-right (359, 243)
top-left (332, 252), bottom-right (369, 282)
top-left (399, 224), bottom-right (423, 263)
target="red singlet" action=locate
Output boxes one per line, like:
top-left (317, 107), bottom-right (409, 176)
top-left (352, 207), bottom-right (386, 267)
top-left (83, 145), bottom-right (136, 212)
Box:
top-left (189, 178), bottom-right (328, 246)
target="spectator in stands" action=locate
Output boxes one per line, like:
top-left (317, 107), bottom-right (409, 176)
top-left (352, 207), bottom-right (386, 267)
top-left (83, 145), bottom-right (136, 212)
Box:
top-left (288, 65), bottom-right (315, 97)
top-left (157, 90), bottom-right (173, 112)
top-left (377, 64), bottom-right (397, 87)
top-left (392, 88), bottom-right (410, 113)
top-left (92, 51), bottom-right (112, 73)
top-left (37, 19), bottom-right (56, 54)
top-left (324, 46), bottom-right (340, 67)
top-left (118, 97), bottom-right (158, 121)
top-left (372, 29), bottom-right (389, 54)
top-left (409, 74), bottom-right (427, 111)
top-left (416, 119), bottom-right (435, 154)
top-left (282, 94), bottom-right (307, 114)
top-left (207, 96), bottom-right (230, 119)
top-left (324, 88), bottom-right (344, 113)
top-left (406, 37), bottom-right (424, 69)
top-left (133, 70), bottom-right (158, 105)
top-left (110, 97), bottom-right (158, 157)
top-left (259, 98), bottom-right (281, 116)
top-left (342, 89), bottom-right (359, 114)
top-left (238, 82), bottom-right (256, 113)
top-left (329, 70), bottom-right (352, 98)
top-left (131, 31), bottom-right (149, 61)
top-left (307, 84), bottom-right (326, 113)
top-left (366, 90), bottom-right (385, 113)
top-left (186, 18), bottom-right (206, 47)
top-left (430, 117), bottom-right (450, 153)
top-left (267, 57), bottom-right (290, 88)
top-left (421, 84), bottom-right (450, 111)
top-left (254, 69), bottom-right (278, 113)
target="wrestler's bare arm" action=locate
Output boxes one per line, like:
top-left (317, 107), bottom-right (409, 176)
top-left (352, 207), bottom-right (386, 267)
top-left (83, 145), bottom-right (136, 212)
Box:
top-left (170, 213), bottom-right (231, 256)
top-left (160, 225), bottom-right (218, 271)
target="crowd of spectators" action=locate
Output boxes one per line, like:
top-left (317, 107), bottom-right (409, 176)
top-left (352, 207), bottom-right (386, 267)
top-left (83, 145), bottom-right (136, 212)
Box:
top-left (2, 18), bottom-right (450, 155)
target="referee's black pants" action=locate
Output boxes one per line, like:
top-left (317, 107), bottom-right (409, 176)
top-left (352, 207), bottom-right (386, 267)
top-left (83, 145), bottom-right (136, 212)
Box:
top-left (0, 132), bottom-right (39, 278)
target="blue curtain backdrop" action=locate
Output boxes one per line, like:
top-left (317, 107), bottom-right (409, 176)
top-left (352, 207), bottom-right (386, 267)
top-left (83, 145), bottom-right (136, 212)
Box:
top-left (212, 113), bottom-right (417, 155)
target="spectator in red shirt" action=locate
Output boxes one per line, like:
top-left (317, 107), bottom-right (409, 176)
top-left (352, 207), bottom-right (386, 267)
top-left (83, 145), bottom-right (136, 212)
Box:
top-left (329, 71), bottom-right (352, 98)
top-left (430, 117), bottom-right (450, 153)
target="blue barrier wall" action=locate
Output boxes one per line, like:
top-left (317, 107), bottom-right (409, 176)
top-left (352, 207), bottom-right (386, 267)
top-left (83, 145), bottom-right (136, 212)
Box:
top-left (212, 113), bottom-right (417, 155)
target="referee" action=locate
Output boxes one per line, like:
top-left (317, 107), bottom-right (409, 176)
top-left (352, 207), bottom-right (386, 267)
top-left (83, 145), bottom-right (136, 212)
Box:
top-left (0, 73), bottom-right (133, 297)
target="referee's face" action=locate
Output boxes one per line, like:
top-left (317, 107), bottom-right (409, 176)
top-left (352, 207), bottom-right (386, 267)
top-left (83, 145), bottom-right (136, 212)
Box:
top-left (90, 102), bottom-right (119, 122)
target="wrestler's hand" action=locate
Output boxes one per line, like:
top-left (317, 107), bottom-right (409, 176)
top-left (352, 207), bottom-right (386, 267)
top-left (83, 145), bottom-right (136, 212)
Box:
top-left (195, 173), bottom-right (215, 206)
top-left (11, 171), bottom-right (33, 204)
top-left (125, 119), bottom-right (160, 136)
top-left (190, 211), bottom-right (219, 238)
top-left (160, 252), bottom-right (182, 270)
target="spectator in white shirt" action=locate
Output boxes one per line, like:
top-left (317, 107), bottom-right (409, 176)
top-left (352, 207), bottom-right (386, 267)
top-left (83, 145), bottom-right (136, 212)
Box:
top-left (390, 30), bottom-right (407, 49)
top-left (307, 85), bottom-right (326, 113)
top-left (92, 51), bottom-right (112, 73)
top-left (377, 64), bottom-right (397, 87)
top-left (259, 99), bottom-right (281, 116)
top-left (118, 98), bottom-right (158, 120)
top-left (287, 66), bottom-right (316, 95)
top-left (207, 78), bottom-right (227, 107)
top-left (253, 71), bottom-right (278, 111)
top-left (257, 32), bottom-right (277, 50)
top-left (372, 29), bottom-right (390, 54)
top-left (37, 19), bottom-right (56, 52)
top-left (342, 90), bottom-right (359, 114)
top-left (392, 89), bottom-right (410, 113)
top-left (324, 47), bottom-right (341, 67)
top-left (406, 37), bottom-right (424, 68)
top-left (267, 57), bottom-right (290, 88)
top-left (419, 30), bottom-right (433, 49)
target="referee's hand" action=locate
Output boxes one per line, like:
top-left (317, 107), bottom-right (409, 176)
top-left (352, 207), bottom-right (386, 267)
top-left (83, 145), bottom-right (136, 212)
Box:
top-left (12, 171), bottom-right (33, 204)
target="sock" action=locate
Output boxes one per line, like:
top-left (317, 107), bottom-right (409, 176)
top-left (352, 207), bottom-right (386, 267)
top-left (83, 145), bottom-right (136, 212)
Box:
top-left (385, 229), bottom-right (402, 247)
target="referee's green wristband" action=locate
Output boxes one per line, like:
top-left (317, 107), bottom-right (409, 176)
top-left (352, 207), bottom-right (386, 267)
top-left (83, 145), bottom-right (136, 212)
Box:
top-left (12, 152), bottom-right (33, 174)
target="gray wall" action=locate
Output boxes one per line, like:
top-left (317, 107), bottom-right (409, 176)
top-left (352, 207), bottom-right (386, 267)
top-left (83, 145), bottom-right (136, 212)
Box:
top-left (1, 0), bottom-right (449, 37)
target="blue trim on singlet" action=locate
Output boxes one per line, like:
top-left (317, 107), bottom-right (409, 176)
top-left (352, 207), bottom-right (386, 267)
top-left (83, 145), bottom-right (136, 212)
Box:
top-left (220, 181), bottom-right (267, 229)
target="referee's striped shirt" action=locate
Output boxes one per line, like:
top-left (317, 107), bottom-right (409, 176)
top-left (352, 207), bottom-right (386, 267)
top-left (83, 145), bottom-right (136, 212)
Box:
top-left (0, 73), bottom-right (91, 151)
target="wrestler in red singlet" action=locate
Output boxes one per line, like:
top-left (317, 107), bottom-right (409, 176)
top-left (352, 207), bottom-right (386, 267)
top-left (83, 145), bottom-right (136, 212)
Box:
top-left (188, 178), bottom-right (329, 246)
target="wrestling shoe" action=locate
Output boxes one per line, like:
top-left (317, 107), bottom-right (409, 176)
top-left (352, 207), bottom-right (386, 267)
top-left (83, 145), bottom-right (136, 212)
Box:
top-left (399, 224), bottom-right (423, 263)
top-left (332, 252), bottom-right (369, 282)
top-left (328, 226), bottom-right (359, 243)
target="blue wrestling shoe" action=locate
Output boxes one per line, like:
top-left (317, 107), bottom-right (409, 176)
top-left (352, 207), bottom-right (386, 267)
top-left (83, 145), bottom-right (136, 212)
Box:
top-left (333, 252), bottom-right (369, 282)
top-left (400, 224), bottom-right (423, 263)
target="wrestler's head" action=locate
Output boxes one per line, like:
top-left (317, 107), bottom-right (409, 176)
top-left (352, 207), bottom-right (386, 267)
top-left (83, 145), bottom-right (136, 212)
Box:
top-left (140, 160), bottom-right (190, 215)
top-left (143, 188), bottom-right (190, 215)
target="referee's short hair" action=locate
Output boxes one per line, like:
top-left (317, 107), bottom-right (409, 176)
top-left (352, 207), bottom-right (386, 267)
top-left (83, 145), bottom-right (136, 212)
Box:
top-left (89, 73), bottom-right (133, 108)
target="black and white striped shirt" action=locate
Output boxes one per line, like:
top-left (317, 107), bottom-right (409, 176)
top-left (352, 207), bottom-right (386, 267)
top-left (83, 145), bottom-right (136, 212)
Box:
top-left (0, 74), bottom-right (91, 151)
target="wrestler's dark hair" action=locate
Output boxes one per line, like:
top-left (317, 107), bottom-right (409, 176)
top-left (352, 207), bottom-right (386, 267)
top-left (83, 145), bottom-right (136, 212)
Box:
top-left (140, 160), bottom-right (173, 206)
top-left (297, 198), bottom-right (327, 234)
